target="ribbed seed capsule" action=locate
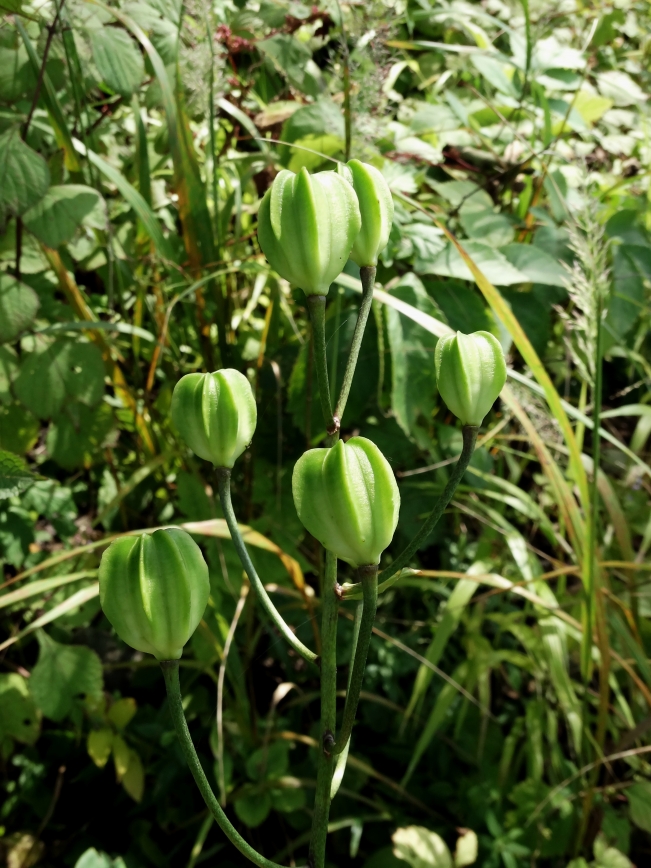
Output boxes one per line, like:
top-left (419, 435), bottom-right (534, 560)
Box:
top-left (435, 330), bottom-right (507, 426)
top-left (339, 160), bottom-right (394, 267)
top-left (171, 369), bottom-right (257, 468)
top-left (99, 528), bottom-right (210, 660)
top-left (292, 436), bottom-right (400, 567)
top-left (257, 167), bottom-right (361, 296)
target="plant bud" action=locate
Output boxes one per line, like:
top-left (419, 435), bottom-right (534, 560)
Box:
top-left (257, 167), bottom-right (361, 296)
top-left (435, 330), bottom-right (507, 427)
top-left (292, 436), bottom-right (400, 567)
top-left (99, 528), bottom-right (209, 660)
top-left (339, 160), bottom-right (393, 267)
top-left (171, 369), bottom-right (257, 468)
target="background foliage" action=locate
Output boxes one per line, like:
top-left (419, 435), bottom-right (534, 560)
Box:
top-left (1, 0), bottom-right (651, 866)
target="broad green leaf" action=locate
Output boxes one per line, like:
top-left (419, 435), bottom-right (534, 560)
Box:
top-left (15, 20), bottom-right (81, 172)
top-left (385, 274), bottom-right (438, 439)
top-left (597, 70), bottom-right (646, 106)
top-left (270, 782), bottom-right (306, 813)
top-left (14, 340), bottom-right (105, 419)
top-left (573, 90), bottom-right (613, 125)
top-left (0, 449), bottom-right (40, 500)
top-left (0, 43), bottom-right (35, 101)
top-left (90, 27), bottom-right (144, 98)
top-left (392, 826), bottom-right (453, 868)
top-left (470, 54), bottom-right (519, 97)
top-left (47, 403), bottom-right (115, 470)
top-left (459, 204), bottom-right (515, 247)
top-left (0, 673), bottom-right (40, 745)
top-left (29, 637), bottom-right (104, 721)
top-left (423, 241), bottom-right (530, 285)
top-left (279, 100), bottom-right (344, 166)
top-left (75, 848), bottom-right (126, 868)
top-left (430, 180), bottom-right (493, 210)
top-left (258, 34), bottom-right (314, 95)
top-left (0, 403), bottom-right (40, 455)
top-left (426, 281), bottom-right (492, 334)
top-left (604, 244), bottom-right (648, 347)
top-left (71, 141), bottom-right (174, 262)
top-left (0, 128), bottom-right (50, 226)
top-left (501, 288), bottom-right (550, 356)
top-left (0, 346), bottom-right (18, 404)
top-left (0, 274), bottom-right (39, 344)
top-left (23, 185), bottom-right (104, 249)
top-left (233, 789), bottom-right (272, 827)
top-left (246, 741), bottom-right (289, 782)
top-left (627, 781), bottom-right (651, 833)
top-left (501, 243), bottom-right (567, 286)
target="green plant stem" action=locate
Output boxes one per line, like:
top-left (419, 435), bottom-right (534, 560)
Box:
top-left (334, 266), bottom-right (376, 424)
top-left (216, 467), bottom-right (318, 666)
top-left (306, 295), bottom-right (338, 439)
top-left (330, 601), bottom-right (362, 799)
top-left (308, 549), bottom-right (338, 868)
top-left (332, 564), bottom-right (377, 756)
top-left (378, 425), bottom-right (478, 583)
top-left (161, 660), bottom-right (292, 868)
top-left (576, 278), bottom-right (609, 853)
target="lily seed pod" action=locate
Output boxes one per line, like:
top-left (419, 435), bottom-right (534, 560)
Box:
top-left (292, 436), bottom-right (400, 567)
top-left (257, 167), bottom-right (361, 296)
top-left (339, 160), bottom-right (393, 267)
top-left (435, 330), bottom-right (507, 427)
top-left (171, 369), bottom-right (257, 468)
top-left (99, 528), bottom-right (209, 660)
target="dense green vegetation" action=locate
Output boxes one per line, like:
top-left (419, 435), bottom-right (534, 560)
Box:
top-left (1, 0), bottom-right (651, 866)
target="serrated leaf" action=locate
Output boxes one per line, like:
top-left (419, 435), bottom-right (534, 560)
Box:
top-left (0, 128), bottom-right (50, 225)
top-left (23, 185), bottom-right (104, 249)
top-left (0, 273), bottom-right (40, 343)
top-left (14, 340), bottom-right (106, 420)
top-left (90, 27), bottom-right (144, 98)
top-left (0, 673), bottom-right (40, 745)
top-left (0, 449), bottom-right (40, 499)
top-left (29, 638), bottom-right (104, 721)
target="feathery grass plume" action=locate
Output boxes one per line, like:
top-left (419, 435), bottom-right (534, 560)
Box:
top-left (558, 203), bottom-right (611, 387)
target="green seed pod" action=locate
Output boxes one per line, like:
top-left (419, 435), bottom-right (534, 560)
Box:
top-left (99, 528), bottom-right (209, 660)
top-left (171, 369), bottom-right (257, 468)
top-left (257, 167), bottom-right (361, 296)
top-left (340, 160), bottom-right (393, 267)
top-left (292, 436), bottom-right (400, 567)
top-left (435, 330), bottom-right (507, 427)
